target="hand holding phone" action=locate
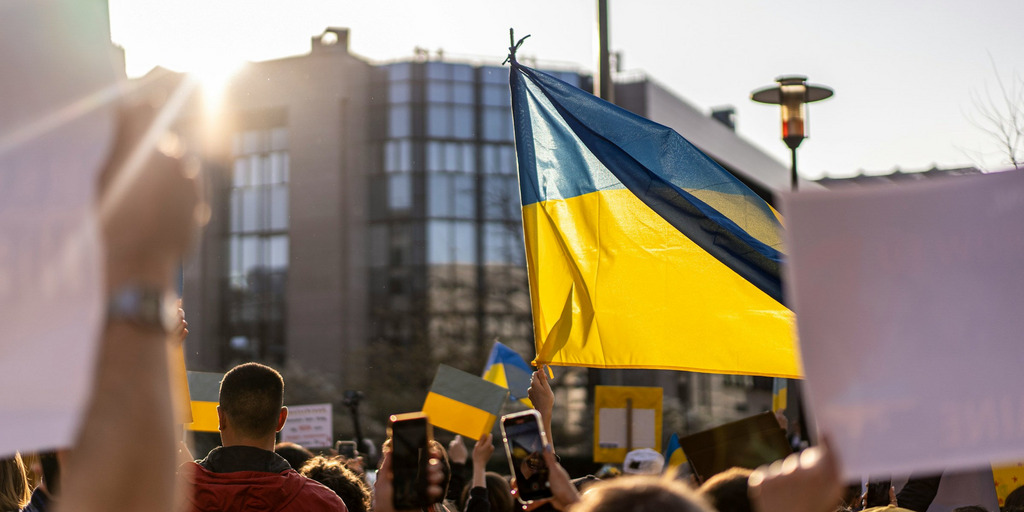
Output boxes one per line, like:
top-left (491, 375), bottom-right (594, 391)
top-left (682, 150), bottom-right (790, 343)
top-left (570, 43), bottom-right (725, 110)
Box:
top-left (387, 412), bottom-right (434, 510)
top-left (501, 410), bottom-right (553, 504)
top-left (336, 440), bottom-right (358, 459)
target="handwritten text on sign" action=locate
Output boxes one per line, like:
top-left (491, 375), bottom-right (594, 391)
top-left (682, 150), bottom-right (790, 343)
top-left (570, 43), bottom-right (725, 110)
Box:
top-left (281, 403), bottom-right (333, 448)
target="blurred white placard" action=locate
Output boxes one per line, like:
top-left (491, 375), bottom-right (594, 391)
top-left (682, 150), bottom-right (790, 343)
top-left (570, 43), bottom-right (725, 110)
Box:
top-left (0, 0), bottom-right (119, 457)
top-left (597, 408), bottom-right (656, 450)
top-left (783, 170), bottom-right (1024, 478)
top-left (281, 403), bottom-right (334, 448)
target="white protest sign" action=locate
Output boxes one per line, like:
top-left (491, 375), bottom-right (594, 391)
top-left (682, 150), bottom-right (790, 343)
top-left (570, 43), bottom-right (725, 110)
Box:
top-left (783, 170), bottom-right (1024, 478)
top-left (0, 0), bottom-right (119, 457)
top-left (281, 403), bottom-right (334, 448)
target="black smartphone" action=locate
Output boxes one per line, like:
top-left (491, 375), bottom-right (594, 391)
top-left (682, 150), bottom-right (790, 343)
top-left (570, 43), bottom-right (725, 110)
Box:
top-left (387, 412), bottom-right (433, 509)
top-left (335, 440), bottom-right (358, 459)
top-left (500, 410), bottom-right (552, 504)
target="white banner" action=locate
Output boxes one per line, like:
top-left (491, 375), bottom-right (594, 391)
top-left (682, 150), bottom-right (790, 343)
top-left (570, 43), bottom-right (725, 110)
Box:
top-left (0, 0), bottom-right (117, 458)
top-left (783, 170), bottom-right (1024, 478)
top-left (281, 403), bottom-right (334, 449)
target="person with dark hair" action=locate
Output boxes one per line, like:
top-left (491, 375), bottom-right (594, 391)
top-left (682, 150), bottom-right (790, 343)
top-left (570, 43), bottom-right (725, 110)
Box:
top-left (698, 467), bottom-right (753, 512)
top-left (1005, 485), bottom-right (1024, 512)
top-left (275, 442), bottom-right (315, 471)
top-left (953, 506), bottom-right (989, 512)
top-left (300, 455), bottom-right (372, 512)
top-left (461, 434), bottom-right (514, 512)
top-left (0, 453), bottom-right (30, 512)
top-left (177, 362), bottom-right (346, 511)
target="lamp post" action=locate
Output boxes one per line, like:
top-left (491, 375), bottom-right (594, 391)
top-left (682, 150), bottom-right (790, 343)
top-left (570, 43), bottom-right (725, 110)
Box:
top-left (751, 76), bottom-right (833, 190)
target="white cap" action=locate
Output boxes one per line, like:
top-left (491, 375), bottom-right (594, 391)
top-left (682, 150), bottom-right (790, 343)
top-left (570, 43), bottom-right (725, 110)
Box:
top-left (622, 448), bottom-right (665, 475)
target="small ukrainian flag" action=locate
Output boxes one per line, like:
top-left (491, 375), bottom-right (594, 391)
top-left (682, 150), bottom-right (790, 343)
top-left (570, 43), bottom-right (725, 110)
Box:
top-left (422, 365), bottom-right (509, 440)
top-left (186, 371), bottom-right (223, 432)
top-left (482, 341), bottom-right (534, 407)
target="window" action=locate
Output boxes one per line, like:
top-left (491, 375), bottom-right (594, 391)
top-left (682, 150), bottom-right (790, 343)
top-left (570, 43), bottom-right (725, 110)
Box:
top-left (428, 172), bottom-right (475, 219)
top-left (370, 225), bottom-right (388, 268)
top-left (388, 173), bottom-right (412, 211)
top-left (483, 175), bottom-right (520, 220)
top-left (225, 126), bottom-right (289, 365)
top-left (425, 63), bottom-right (475, 140)
top-left (389, 105), bottom-right (411, 138)
top-left (428, 221), bottom-right (477, 264)
top-left (389, 62), bottom-right (412, 81)
top-left (385, 140), bottom-right (413, 172)
top-left (482, 84), bottom-right (510, 107)
top-left (484, 222), bottom-right (524, 265)
top-left (482, 144), bottom-right (516, 174)
top-left (390, 81), bottom-right (412, 103)
top-left (483, 107), bottom-right (513, 142)
top-left (427, 142), bottom-right (476, 173)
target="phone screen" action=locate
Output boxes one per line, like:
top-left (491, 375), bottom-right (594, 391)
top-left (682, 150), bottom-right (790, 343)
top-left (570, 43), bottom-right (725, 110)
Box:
top-left (502, 412), bottom-right (552, 503)
top-left (336, 441), bottom-right (357, 459)
top-left (389, 415), bottom-right (431, 509)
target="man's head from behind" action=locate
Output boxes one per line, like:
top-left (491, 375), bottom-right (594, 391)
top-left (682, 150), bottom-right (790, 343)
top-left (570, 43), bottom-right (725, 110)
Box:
top-left (218, 363), bottom-right (286, 447)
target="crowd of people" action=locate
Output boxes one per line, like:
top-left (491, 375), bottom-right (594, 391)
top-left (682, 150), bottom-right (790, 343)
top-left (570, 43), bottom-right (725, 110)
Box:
top-left (5, 344), bottom-right (1019, 512)
top-left (2, 32), bottom-right (1015, 512)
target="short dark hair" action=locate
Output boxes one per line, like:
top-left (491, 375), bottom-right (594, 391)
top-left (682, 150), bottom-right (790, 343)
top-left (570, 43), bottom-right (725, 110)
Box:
top-left (698, 467), bottom-right (753, 512)
top-left (275, 442), bottom-right (315, 470)
top-left (953, 506), bottom-right (989, 512)
top-left (219, 363), bottom-right (284, 439)
top-left (301, 455), bottom-right (372, 512)
top-left (1006, 485), bottom-right (1024, 510)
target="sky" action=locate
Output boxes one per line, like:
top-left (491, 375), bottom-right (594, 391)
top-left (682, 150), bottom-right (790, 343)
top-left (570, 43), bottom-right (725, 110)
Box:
top-left (108, 0), bottom-right (1024, 179)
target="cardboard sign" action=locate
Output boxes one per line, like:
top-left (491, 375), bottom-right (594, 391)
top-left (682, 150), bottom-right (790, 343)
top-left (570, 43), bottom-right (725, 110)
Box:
top-left (281, 403), bottom-right (333, 448)
top-left (593, 386), bottom-right (662, 463)
top-left (783, 170), bottom-right (1024, 478)
top-left (680, 411), bottom-right (791, 483)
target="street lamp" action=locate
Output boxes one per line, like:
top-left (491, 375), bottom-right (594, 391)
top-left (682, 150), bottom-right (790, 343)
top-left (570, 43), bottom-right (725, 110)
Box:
top-left (751, 76), bottom-right (833, 190)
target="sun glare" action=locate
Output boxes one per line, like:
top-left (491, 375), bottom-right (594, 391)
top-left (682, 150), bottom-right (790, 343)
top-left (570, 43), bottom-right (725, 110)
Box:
top-left (185, 54), bottom-right (244, 114)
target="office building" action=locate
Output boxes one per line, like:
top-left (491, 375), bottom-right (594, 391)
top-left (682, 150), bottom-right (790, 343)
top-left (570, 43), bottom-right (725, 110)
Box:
top-left (175, 28), bottom-right (796, 442)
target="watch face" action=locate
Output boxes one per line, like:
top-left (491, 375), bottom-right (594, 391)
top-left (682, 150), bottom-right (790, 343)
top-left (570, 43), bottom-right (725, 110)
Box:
top-left (160, 292), bottom-right (179, 332)
top-left (109, 286), bottom-right (176, 333)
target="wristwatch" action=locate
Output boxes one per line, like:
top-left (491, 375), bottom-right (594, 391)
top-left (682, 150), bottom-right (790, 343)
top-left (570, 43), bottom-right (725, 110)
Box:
top-left (107, 285), bottom-right (178, 334)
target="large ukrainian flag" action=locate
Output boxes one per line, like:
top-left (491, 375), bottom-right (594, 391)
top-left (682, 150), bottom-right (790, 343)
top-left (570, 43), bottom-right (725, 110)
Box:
top-left (509, 60), bottom-right (800, 378)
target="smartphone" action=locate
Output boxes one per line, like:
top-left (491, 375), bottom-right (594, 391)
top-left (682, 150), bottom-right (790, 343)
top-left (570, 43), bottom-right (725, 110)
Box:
top-left (500, 410), bottom-right (552, 504)
top-left (335, 440), bottom-right (358, 459)
top-left (387, 412), bottom-right (433, 509)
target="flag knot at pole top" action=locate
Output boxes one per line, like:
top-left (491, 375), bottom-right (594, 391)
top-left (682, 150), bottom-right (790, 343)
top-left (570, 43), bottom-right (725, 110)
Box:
top-left (503, 28), bottom-right (531, 66)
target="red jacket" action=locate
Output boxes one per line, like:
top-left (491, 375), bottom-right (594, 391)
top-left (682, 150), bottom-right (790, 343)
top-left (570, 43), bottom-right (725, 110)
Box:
top-left (179, 446), bottom-right (347, 512)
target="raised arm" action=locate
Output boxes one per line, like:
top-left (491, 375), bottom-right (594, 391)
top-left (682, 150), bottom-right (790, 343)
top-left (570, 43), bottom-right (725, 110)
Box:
top-left (527, 367), bottom-right (555, 450)
top-left (58, 101), bottom-right (202, 512)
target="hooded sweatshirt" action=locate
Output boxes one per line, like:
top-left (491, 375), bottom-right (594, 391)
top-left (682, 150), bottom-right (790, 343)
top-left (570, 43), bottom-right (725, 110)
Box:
top-left (179, 446), bottom-right (346, 512)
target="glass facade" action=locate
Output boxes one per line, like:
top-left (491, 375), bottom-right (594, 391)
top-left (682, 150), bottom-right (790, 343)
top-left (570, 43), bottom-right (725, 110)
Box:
top-left (224, 127), bottom-right (290, 365)
top-left (369, 62), bottom-right (580, 364)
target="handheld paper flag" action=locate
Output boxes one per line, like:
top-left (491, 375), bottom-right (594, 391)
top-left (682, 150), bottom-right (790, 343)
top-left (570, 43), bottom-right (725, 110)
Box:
top-left (508, 58), bottom-right (799, 378)
top-left (186, 371), bottom-right (222, 432)
top-left (482, 341), bottom-right (534, 406)
top-left (771, 378), bottom-right (788, 412)
top-left (664, 432), bottom-right (688, 469)
top-left (422, 364), bottom-right (508, 440)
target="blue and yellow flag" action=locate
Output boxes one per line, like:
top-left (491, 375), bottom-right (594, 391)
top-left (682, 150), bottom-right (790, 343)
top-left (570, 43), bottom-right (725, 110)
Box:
top-left (186, 371), bottom-right (222, 432)
top-left (482, 341), bottom-right (534, 406)
top-left (664, 432), bottom-right (688, 469)
top-left (509, 59), bottom-right (800, 378)
top-left (772, 378), bottom-right (788, 412)
top-left (423, 364), bottom-right (509, 440)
